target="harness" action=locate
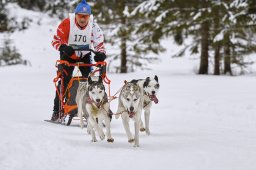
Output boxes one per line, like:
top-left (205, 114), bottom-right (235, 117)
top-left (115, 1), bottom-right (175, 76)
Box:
top-left (112, 110), bottom-right (135, 118)
top-left (143, 92), bottom-right (152, 108)
top-left (86, 97), bottom-right (106, 118)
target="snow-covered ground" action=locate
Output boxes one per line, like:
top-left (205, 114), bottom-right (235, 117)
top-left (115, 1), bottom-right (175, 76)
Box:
top-left (1, 4), bottom-right (256, 170)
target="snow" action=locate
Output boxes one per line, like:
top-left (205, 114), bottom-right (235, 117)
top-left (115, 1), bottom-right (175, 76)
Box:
top-left (1, 4), bottom-right (256, 170)
top-left (123, 6), bottom-right (130, 17)
top-left (155, 10), bottom-right (169, 23)
top-left (213, 30), bottom-right (224, 42)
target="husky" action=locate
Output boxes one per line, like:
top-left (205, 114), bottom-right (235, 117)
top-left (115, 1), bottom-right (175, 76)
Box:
top-left (130, 75), bottom-right (160, 135)
top-left (76, 81), bottom-right (89, 128)
top-left (76, 76), bottom-right (114, 143)
top-left (115, 82), bottom-right (143, 147)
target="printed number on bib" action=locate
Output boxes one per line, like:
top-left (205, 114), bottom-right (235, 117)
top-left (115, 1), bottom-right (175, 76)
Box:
top-left (74, 34), bottom-right (86, 42)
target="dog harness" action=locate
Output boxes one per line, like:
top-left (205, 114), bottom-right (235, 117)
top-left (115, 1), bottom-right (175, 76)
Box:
top-left (86, 97), bottom-right (108, 118)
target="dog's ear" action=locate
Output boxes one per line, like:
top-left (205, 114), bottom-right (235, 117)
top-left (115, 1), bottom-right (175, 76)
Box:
top-left (88, 76), bottom-right (93, 84)
top-left (143, 77), bottom-right (150, 88)
top-left (154, 75), bottom-right (158, 82)
top-left (98, 76), bottom-right (102, 83)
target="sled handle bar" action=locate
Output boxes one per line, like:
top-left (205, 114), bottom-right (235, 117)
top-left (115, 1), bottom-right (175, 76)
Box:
top-left (69, 44), bottom-right (97, 54)
top-left (55, 44), bottom-right (106, 66)
top-left (55, 60), bottom-right (107, 67)
top-left (56, 44), bottom-right (107, 76)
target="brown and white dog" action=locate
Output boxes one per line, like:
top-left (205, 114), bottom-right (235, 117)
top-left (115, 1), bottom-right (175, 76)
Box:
top-left (115, 82), bottom-right (143, 147)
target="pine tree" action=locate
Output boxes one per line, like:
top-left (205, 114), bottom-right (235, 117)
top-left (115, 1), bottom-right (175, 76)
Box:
top-left (16, 0), bottom-right (46, 11)
top-left (133, 0), bottom-right (256, 75)
top-left (0, 1), bottom-right (8, 32)
top-left (93, 0), bottom-right (156, 73)
top-left (46, 0), bottom-right (72, 19)
top-left (0, 34), bottom-right (23, 66)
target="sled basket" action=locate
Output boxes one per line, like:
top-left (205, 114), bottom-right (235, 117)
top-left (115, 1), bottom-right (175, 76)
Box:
top-left (63, 76), bottom-right (87, 116)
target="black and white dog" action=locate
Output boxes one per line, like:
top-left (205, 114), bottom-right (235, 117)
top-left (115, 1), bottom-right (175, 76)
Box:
top-left (116, 82), bottom-right (144, 147)
top-left (130, 75), bottom-right (160, 135)
top-left (76, 76), bottom-right (114, 143)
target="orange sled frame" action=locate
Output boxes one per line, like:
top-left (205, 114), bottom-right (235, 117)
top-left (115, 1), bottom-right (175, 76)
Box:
top-left (53, 60), bottom-right (111, 125)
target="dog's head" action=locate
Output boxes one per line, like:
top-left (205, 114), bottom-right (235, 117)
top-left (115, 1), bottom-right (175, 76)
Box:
top-left (143, 75), bottom-right (160, 104)
top-left (121, 82), bottom-right (142, 116)
top-left (88, 76), bottom-right (106, 107)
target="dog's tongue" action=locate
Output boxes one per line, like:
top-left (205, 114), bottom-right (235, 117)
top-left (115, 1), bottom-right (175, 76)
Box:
top-left (129, 112), bottom-right (135, 118)
top-left (96, 102), bottom-right (101, 108)
top-left (150, 95), bottom-right (159, 104)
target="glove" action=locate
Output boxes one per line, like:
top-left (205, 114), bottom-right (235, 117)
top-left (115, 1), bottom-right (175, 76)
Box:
top-left (59, 44), bottom-right (75, 59)
top-left (94, 52), bottom-right (106, 62)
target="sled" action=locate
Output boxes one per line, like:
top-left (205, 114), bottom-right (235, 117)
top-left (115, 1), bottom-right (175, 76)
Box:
top-left (45, 45), bottom-right (111, 126)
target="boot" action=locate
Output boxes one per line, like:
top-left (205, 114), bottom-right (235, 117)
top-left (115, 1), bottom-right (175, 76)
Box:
top-left (51, 111), bottom-right (59, 121)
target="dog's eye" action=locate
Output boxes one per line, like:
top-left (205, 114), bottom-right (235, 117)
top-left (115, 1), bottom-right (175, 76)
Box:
top-left (148, 85), bottom-right (151, 88)
top-left (126, 98), bottom-right (130, 101)
top-left (155, 84), bottom-right (159, 89)
top-left (99, 91), bottom-right (102, 93)
top-left (92, 92), bottom-right (95, 94)
top-left (134, 99), bottom-right (137, 101)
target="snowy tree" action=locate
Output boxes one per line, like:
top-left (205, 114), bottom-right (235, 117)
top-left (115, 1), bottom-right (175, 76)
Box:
top-left (133, 0), bottom-right (256, 75)
top-left (211, 0), bottom-right (256, 75)
top-left (0, 0), bottom-right (8, 32)
top-left (15, 0), bottom-right (46, 11)
top-left (93, 0), bottom-right (156, 73)
top-left (46, 0), bottom-right (72, 19)
top-left (0, 34), bottom-right (24, 66)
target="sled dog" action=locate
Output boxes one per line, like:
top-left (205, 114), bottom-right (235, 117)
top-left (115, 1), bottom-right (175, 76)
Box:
top-left (76, 76), bottom-right (114, 142)
top-left (116, 82), bottom-right (143, 147)
top-left (130, 75), bottom-right (160, 135)
top-left (76, 80), bottom-right (89, 128)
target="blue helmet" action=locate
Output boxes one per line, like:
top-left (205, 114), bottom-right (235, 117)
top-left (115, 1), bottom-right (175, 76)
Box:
top-left (75, 0), bottom-right (91, 15)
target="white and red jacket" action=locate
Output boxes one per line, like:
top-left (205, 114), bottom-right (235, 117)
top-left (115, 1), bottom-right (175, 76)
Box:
top-left (52, 14), bottom-right (106, 60)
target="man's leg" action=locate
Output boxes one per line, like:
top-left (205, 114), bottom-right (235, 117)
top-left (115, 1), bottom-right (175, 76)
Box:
top-left (79, 53), bottom-right (92, 77)
top-left (51, 56), bottom-right (76, 120)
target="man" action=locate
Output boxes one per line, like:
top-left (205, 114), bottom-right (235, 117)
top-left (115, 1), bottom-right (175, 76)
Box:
top-left (51, 0), bottom-right (106, 121)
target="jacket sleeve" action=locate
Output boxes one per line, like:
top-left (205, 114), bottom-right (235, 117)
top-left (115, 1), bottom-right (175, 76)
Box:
top-left (51, 18), bottom-right (70, 51)
top-left (91, 21), bottom-right (106, 54)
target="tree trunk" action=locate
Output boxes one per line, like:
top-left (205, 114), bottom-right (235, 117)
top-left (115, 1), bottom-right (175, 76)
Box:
top-left (120, 33), bottom-right (127, 73)
top-left (198, 20), bottom-right (209, 74)
top-left (214, 45), bottom-right (221, 75)
top-left (213, 6), bottom-right (220, 75)
top-left (224, 43), bottom-right (232, 75)
top-left (223, 33), bottom-right (232, 75)
top-left (120, 1), bottom-right (127, 73)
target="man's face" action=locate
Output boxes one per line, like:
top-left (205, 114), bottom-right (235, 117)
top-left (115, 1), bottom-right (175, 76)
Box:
top-left (75, 13), bottom-right (90, 27)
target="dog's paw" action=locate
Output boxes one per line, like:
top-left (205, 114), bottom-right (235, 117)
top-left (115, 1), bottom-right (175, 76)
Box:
top-left (91, 138), bottom-right (97, 142)
top-left (128, 139), bottom-right (135, 143)
top-left (140, 128), bottom-right (146, 132)
top-left (99, 133), bottom-right (105, 140)
top-left (133, 143), bottom-right (140, 147)
top-left (107, 138), bottom-right (114, 143)
top-left (146, 129), bottom-right (151, 135)
top-left (80, 124), bottom-right (84, 129)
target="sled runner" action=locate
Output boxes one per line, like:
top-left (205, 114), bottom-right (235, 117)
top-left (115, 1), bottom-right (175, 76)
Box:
top-left (45, 45), bottom-right (111, 126)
